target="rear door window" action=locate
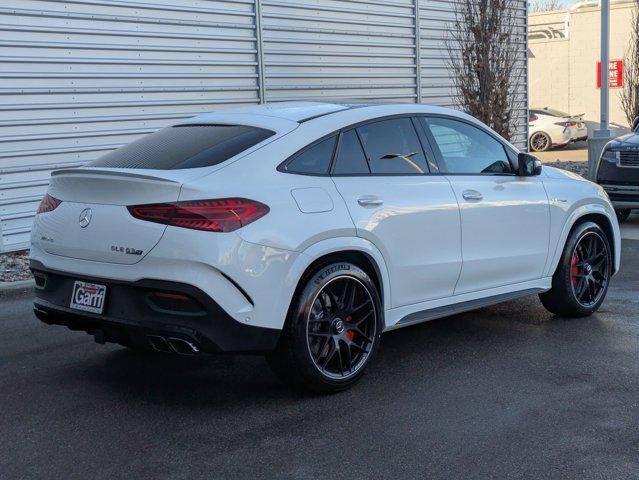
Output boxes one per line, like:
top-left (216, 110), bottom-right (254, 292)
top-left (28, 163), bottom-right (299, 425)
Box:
top-left (90, 125), bottom-right (275, 170)
top-left (332, 130), bottom-right (370, 175)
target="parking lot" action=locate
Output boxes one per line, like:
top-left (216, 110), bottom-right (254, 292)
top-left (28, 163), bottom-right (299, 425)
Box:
top-left (534, 143), bottom-right (588, 164)
top-left (0, 216), bottom-right (637, 479)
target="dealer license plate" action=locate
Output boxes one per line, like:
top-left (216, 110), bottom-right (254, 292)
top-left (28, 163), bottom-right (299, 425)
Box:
top-left (70, 281), bottom-right (107, 314)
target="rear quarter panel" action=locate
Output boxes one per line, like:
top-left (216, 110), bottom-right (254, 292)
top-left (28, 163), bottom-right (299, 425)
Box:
top-left (178, 126), bottom-right (357, 253)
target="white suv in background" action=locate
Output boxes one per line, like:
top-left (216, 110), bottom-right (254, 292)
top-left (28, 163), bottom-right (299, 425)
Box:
top-left (30, 102), bottom-right (620, 392)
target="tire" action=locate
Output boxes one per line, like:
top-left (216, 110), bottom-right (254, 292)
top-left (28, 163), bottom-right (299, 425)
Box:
top-left (530, 132), bottom-right (552, 152)
top-left (267, 262), bottom-right (382, 393)
top-left (616, 209), bottom-right (631, 223)
top-left (539, 221), bottom-right (612, 317)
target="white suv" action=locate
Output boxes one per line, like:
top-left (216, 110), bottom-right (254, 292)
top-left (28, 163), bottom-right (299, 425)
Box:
top-left (30, 102), bottom-right (620, 392)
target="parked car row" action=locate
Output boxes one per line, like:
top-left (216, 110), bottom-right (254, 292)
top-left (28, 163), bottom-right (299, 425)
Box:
top-left (529, 107), bottom-right (588, 152)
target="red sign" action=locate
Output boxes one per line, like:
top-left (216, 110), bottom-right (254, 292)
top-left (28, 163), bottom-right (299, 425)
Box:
top-left (597, 60), bottom-right (623, 88)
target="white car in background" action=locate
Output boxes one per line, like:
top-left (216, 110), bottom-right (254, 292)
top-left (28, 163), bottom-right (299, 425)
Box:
top-left (529, 108), bottom-right (588, 152)
top-left (30, 102), bottom-right (620, 393)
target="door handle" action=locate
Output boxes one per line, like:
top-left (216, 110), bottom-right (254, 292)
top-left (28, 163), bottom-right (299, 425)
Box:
top-left (462, 190), bottom-right (483, 201)
top-left (357, 196), bottom-right (384, 207)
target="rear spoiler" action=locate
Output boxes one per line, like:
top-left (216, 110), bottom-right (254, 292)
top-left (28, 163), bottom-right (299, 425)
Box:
top-left (561, 113), bottom-right (585, 121)
top-left (51, 168), bottom-right (181, 184)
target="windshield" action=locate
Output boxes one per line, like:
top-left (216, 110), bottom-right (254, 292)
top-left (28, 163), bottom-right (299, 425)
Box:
top-left (90, 125), bottom-right (275, 170)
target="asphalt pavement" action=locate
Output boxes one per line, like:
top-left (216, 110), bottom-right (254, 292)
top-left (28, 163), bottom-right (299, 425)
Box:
top-left (534, 143), bottom-right (588, 165)
top-left (1, 240), bottom-right (639, 480)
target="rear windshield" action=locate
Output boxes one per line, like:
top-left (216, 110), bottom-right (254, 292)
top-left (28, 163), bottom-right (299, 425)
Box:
top-left (90, 125), bottom-right (275, 170)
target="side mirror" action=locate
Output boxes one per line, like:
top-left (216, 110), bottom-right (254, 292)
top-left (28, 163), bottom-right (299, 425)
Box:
top-left (632, 116), bottom-right (639, 132)
top-left (518, 152), bottom-right (542, 176)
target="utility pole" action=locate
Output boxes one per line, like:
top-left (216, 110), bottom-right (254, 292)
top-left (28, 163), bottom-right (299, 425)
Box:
top-left (587, 0), bottom-right (612, 180)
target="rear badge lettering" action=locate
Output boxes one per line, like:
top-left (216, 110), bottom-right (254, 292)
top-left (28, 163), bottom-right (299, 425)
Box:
top-left (110, 245), bottom-right (143, 256)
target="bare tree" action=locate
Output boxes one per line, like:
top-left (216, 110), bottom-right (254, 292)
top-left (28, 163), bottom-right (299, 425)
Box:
top-left (621, 0), bottom-right (639, 126)
top-left (445, 0), bottom-right (524, 141)
top-left (529, 0), bottom-right (563, 13)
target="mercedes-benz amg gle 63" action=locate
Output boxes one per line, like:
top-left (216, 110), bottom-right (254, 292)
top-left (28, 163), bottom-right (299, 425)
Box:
top-left (30, 103), bottom-right (621, 392)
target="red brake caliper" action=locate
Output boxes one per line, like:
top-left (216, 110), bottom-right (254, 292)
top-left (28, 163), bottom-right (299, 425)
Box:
top-left (570, 253), bottom-right (579, 287)
top-left (345, 315), bottom-right (355, 341)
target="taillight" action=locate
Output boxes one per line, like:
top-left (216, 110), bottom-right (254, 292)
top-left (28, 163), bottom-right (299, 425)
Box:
top-left (529, 114), bottom-right (538, 122)
top-left (36, 194), bottom-right (61, 214)
top-left (556, 121), bottom-right (577, 127)
top-left (127, 198), bottom-right (269, 232)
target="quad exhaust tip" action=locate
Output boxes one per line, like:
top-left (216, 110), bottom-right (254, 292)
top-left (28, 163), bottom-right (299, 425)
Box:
top-left (147, 335), bottom-right (199, 355)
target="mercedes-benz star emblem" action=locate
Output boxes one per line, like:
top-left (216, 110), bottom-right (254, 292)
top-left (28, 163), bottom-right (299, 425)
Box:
top-left (79, 208), bottom-right (92, 228)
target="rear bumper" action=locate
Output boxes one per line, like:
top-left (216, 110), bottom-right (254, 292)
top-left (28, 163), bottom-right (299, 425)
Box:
top-left (30, 261), bottom-right (281, 354)
top-left (552, 130), bottom-right (572, 147)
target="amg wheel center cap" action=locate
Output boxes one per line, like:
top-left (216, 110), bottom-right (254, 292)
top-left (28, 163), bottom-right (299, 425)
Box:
top-left (333, 319), bottom-right (345, 334)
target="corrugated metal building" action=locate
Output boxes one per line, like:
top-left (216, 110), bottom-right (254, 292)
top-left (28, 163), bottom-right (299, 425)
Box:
top-left (0, 0), bottom-right (528, 253)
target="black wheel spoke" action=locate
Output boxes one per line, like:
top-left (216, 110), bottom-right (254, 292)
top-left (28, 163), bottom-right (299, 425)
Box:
top-left (325, 286), bottom-right (341, 310)
top-left (577, 279), bottom-right (587, 301)
top-left (336, 344), bottom-right (345, 376)
top-left (351, 299), bottom-right (372, 317)
top-left (350, 327), bottom-right (373, 344)
top-left (318, 294), bottom-right (331, 317)
top-left (338, 281), bottom-right (351, 309)
top-left (309, 332), bottom-right (331, 338)
top-left (354, 310), bottom-right (373, 326)
top-left (309, 318), bottom-right (329, 324)
top-left (350, 342), bottom-right (370, 354)
top-left (343, 344), bottom-right (353, 374)
top-left (347, 282), bottom-right (357, 309)
top-left (321, 341), bottom-right (337, 369)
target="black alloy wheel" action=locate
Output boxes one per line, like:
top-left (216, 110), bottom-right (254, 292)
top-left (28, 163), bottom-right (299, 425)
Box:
top-left (306, 276), bottom-right (377, 379)
top-left (568, 231), bottom-right (610, 308)
top-left (267, 262), bottom-right (382, 393)
top-left (539, 221), bottom-right (612, 317)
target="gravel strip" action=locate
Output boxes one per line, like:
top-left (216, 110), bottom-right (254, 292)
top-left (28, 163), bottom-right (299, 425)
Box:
top-left (544, 161), bottom-right (588, 177)
top-left (0, 250), bottom-right (32, 283)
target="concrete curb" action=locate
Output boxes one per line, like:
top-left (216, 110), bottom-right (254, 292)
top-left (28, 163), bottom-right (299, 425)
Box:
top-left (0, 279), bottom-right (35, 296)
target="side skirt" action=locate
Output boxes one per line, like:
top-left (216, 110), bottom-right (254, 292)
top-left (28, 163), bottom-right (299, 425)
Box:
top-left (386, 284), bottom-right (550, 331)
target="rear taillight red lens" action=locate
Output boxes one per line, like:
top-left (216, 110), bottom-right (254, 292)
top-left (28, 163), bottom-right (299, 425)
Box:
top-left (36, 194), bottom-right (61, 214)
top-left (556, 121), bottom-right (577, 127)
top-left (127, 198), bottom-right (269, 232)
